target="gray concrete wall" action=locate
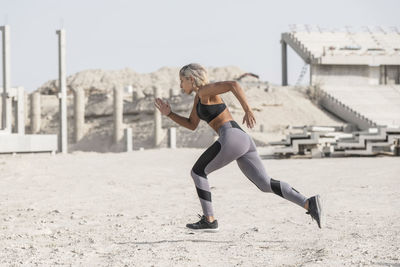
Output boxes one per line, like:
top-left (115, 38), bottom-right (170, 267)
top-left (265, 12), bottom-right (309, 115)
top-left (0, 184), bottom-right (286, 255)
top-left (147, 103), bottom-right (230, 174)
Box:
top-left (386, 66), bottom-right (400, 85)
top-left (311, 64), bottom-right (400, 86)
top-left (311, 65), bottom-right (372, 86)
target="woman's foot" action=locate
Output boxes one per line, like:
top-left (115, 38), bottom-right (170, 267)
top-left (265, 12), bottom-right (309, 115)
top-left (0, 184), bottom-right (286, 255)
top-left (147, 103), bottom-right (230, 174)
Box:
top-left (186, 215), bottom-right (219, 232)
top-left (306, 195), bottom-right (323, 228)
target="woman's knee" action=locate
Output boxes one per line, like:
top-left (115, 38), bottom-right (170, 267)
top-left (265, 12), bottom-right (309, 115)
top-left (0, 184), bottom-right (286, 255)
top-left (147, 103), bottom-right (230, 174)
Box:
top-left (257, 175), bottom-right (273, 193)
top-left (190, 169), bottom-right (196, 179)
top-left (258, 182), bottom-right (272, 193)
top-left (248, 175), bottom-right (272, 193)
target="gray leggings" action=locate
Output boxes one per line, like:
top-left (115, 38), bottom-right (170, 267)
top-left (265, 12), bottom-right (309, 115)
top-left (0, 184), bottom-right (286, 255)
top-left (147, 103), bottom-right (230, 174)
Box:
top-left (191, 121), bottom-right (307, 216)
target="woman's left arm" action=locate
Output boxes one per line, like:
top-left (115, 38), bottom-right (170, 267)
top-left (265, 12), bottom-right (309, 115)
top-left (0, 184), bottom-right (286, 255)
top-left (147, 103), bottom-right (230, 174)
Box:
top-left (198, 81), bottom-right (256, 128)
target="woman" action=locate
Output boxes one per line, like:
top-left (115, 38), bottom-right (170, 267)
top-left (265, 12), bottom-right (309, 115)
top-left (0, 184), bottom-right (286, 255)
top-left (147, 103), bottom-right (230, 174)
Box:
top-left (154, 63), bottom-right (322, 232)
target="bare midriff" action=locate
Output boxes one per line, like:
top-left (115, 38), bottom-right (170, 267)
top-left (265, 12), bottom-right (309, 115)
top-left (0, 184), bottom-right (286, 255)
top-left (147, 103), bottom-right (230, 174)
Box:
top-left (198, 94), bottom-right (234, 133)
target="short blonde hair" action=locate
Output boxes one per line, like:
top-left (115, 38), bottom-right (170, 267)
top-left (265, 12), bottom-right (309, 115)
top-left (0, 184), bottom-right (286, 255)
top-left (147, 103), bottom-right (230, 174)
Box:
top-left (179, 63), bottom-right (209, 87)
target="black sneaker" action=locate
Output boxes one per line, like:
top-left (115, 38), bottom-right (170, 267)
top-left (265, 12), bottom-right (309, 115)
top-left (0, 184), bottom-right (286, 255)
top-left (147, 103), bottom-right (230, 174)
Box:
top-left (186, 215), bottom-right (219, 232)
top-left (306, 195), bottom-right (323, 229)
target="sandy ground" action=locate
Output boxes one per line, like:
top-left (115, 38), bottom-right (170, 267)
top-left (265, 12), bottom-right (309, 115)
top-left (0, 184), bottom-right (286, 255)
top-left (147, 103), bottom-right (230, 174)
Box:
top-left (0, 149), bottom-right (399, 266)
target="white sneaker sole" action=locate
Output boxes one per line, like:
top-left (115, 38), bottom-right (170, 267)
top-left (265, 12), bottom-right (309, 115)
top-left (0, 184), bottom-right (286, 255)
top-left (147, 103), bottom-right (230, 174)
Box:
top-left (186, 227), bottom-right (219, 233)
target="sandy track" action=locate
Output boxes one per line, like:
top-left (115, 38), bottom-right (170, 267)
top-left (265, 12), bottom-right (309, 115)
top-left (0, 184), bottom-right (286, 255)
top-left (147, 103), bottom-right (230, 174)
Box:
top-left (0, 150), bottom-right (399, 266)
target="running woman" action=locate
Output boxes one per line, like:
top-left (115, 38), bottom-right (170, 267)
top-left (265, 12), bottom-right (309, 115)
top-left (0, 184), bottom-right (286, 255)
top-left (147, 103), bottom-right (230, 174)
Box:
top-left (154, 63), bottom-right (322, 232)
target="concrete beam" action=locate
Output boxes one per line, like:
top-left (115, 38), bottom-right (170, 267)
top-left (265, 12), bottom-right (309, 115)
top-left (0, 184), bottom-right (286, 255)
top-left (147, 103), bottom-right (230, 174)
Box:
top-left (281, 32), bottom-right (312, 63)
top-left (318, 55), bottom-right (400, 65)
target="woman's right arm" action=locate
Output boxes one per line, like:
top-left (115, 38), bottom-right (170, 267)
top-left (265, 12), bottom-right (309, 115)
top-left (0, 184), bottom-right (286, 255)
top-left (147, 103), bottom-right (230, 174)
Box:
top-left (155, 96), bottom-right (200, 131)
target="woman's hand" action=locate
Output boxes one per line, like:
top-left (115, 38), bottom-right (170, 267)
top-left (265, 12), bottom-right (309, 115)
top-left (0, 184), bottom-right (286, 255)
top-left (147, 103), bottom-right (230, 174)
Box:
top-left (154, 98), bottom-right (171, 116)
top-left (242, 109), bottom-right (256, 129)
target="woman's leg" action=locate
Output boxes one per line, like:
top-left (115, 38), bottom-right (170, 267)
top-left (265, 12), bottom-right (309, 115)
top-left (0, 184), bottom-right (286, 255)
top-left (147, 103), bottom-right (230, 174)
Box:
top-left (191, 130), bottom-right (251, 218)
top-left (236, 142), bottom-right (308, 208)
top-left (190, 141), bottom-right (222, 218)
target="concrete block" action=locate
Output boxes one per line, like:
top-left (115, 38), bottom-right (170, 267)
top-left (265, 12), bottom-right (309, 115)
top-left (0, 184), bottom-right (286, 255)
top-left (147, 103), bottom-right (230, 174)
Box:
top-left (124, 128), bottom-right (132, 152)
top-left (0, 133), bottom-right (57, 153)
top-left (169, 127), bottom-right (176, 149)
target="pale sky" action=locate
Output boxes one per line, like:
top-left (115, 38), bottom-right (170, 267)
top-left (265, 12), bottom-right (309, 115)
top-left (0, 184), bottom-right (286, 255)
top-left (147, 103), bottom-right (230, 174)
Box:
top-left (1, 0), bottom-right (399, 92)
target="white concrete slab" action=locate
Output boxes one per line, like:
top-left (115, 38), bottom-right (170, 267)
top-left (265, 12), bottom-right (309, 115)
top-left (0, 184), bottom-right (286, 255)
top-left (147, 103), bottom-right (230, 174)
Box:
top-left (0, 134), bottom-right (57, 153)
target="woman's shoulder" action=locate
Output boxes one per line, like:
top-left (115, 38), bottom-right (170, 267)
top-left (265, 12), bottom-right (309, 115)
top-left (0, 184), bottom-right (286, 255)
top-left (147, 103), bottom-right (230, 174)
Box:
top-left (199, 81), bottom-right (233, 91)
top-left (204, 80), bottom-right (235, 86)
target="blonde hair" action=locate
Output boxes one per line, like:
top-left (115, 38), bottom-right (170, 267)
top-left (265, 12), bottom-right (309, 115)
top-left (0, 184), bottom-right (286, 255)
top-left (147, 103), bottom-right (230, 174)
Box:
top-left (179, 63), bottom-right (209, 88)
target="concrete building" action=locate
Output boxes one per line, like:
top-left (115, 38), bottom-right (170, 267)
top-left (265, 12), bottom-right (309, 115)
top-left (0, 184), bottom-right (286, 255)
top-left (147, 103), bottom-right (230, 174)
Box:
top-left (281, 25), bottom-right (400, 129)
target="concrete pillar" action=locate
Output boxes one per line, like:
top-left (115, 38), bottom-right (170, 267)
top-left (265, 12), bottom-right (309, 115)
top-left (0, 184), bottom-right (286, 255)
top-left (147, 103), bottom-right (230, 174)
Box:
top-left (132, 90), bottom-right (138, 102)
top-left (24, 91), bottom-right (28, 129)
top-left (154, 86), bottom-right (162, 147)
top-left (56, 29), bottom-right (68, 153)
top-left (310, 64), bottom-right (317, 86)
top-left (169, 127), bottom-right (176, 149)
top-left (311, 147), bottom-right (322, 158)
top-left (31, 92), bottom-right (41, 134)
top-left (113, 86), bottom-right (123, 143)
top-left (281, 40), bottom-right (288, 86)
top-left (1, 25), bottom-right (11, 132)
top-left (125, 85), bottom-right (133, 94)
top-left (16, 86), bottom-right (25, 134)
top-left (394, 138), bottom-right (400, 156)
top-left (73, 88), bottom-right (85, 143)
top-left (12, 94), bottom-right (16, 132)
top-left (132, 88), bottom-right (144, 102)
top-left (124, 127), bottom-right (132, 152)
top-left (369, 66), bottom-right (380, 85)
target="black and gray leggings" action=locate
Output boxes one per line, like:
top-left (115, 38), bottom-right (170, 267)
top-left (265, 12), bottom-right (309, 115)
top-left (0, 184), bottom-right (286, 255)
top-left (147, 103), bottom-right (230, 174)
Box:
top-left (191, 120), bottom-right (307, 216)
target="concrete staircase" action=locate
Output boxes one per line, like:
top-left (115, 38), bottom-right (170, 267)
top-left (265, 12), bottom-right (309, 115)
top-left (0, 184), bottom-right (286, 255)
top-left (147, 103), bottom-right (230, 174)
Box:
top-left (335, 127), bottom-right (400, 156)
top-left (269, 126), bottom-right (400, 157)
top-left (269, 126), bottom-right (351, 156)
top-left (319, 85), bottom-right (400, 130)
